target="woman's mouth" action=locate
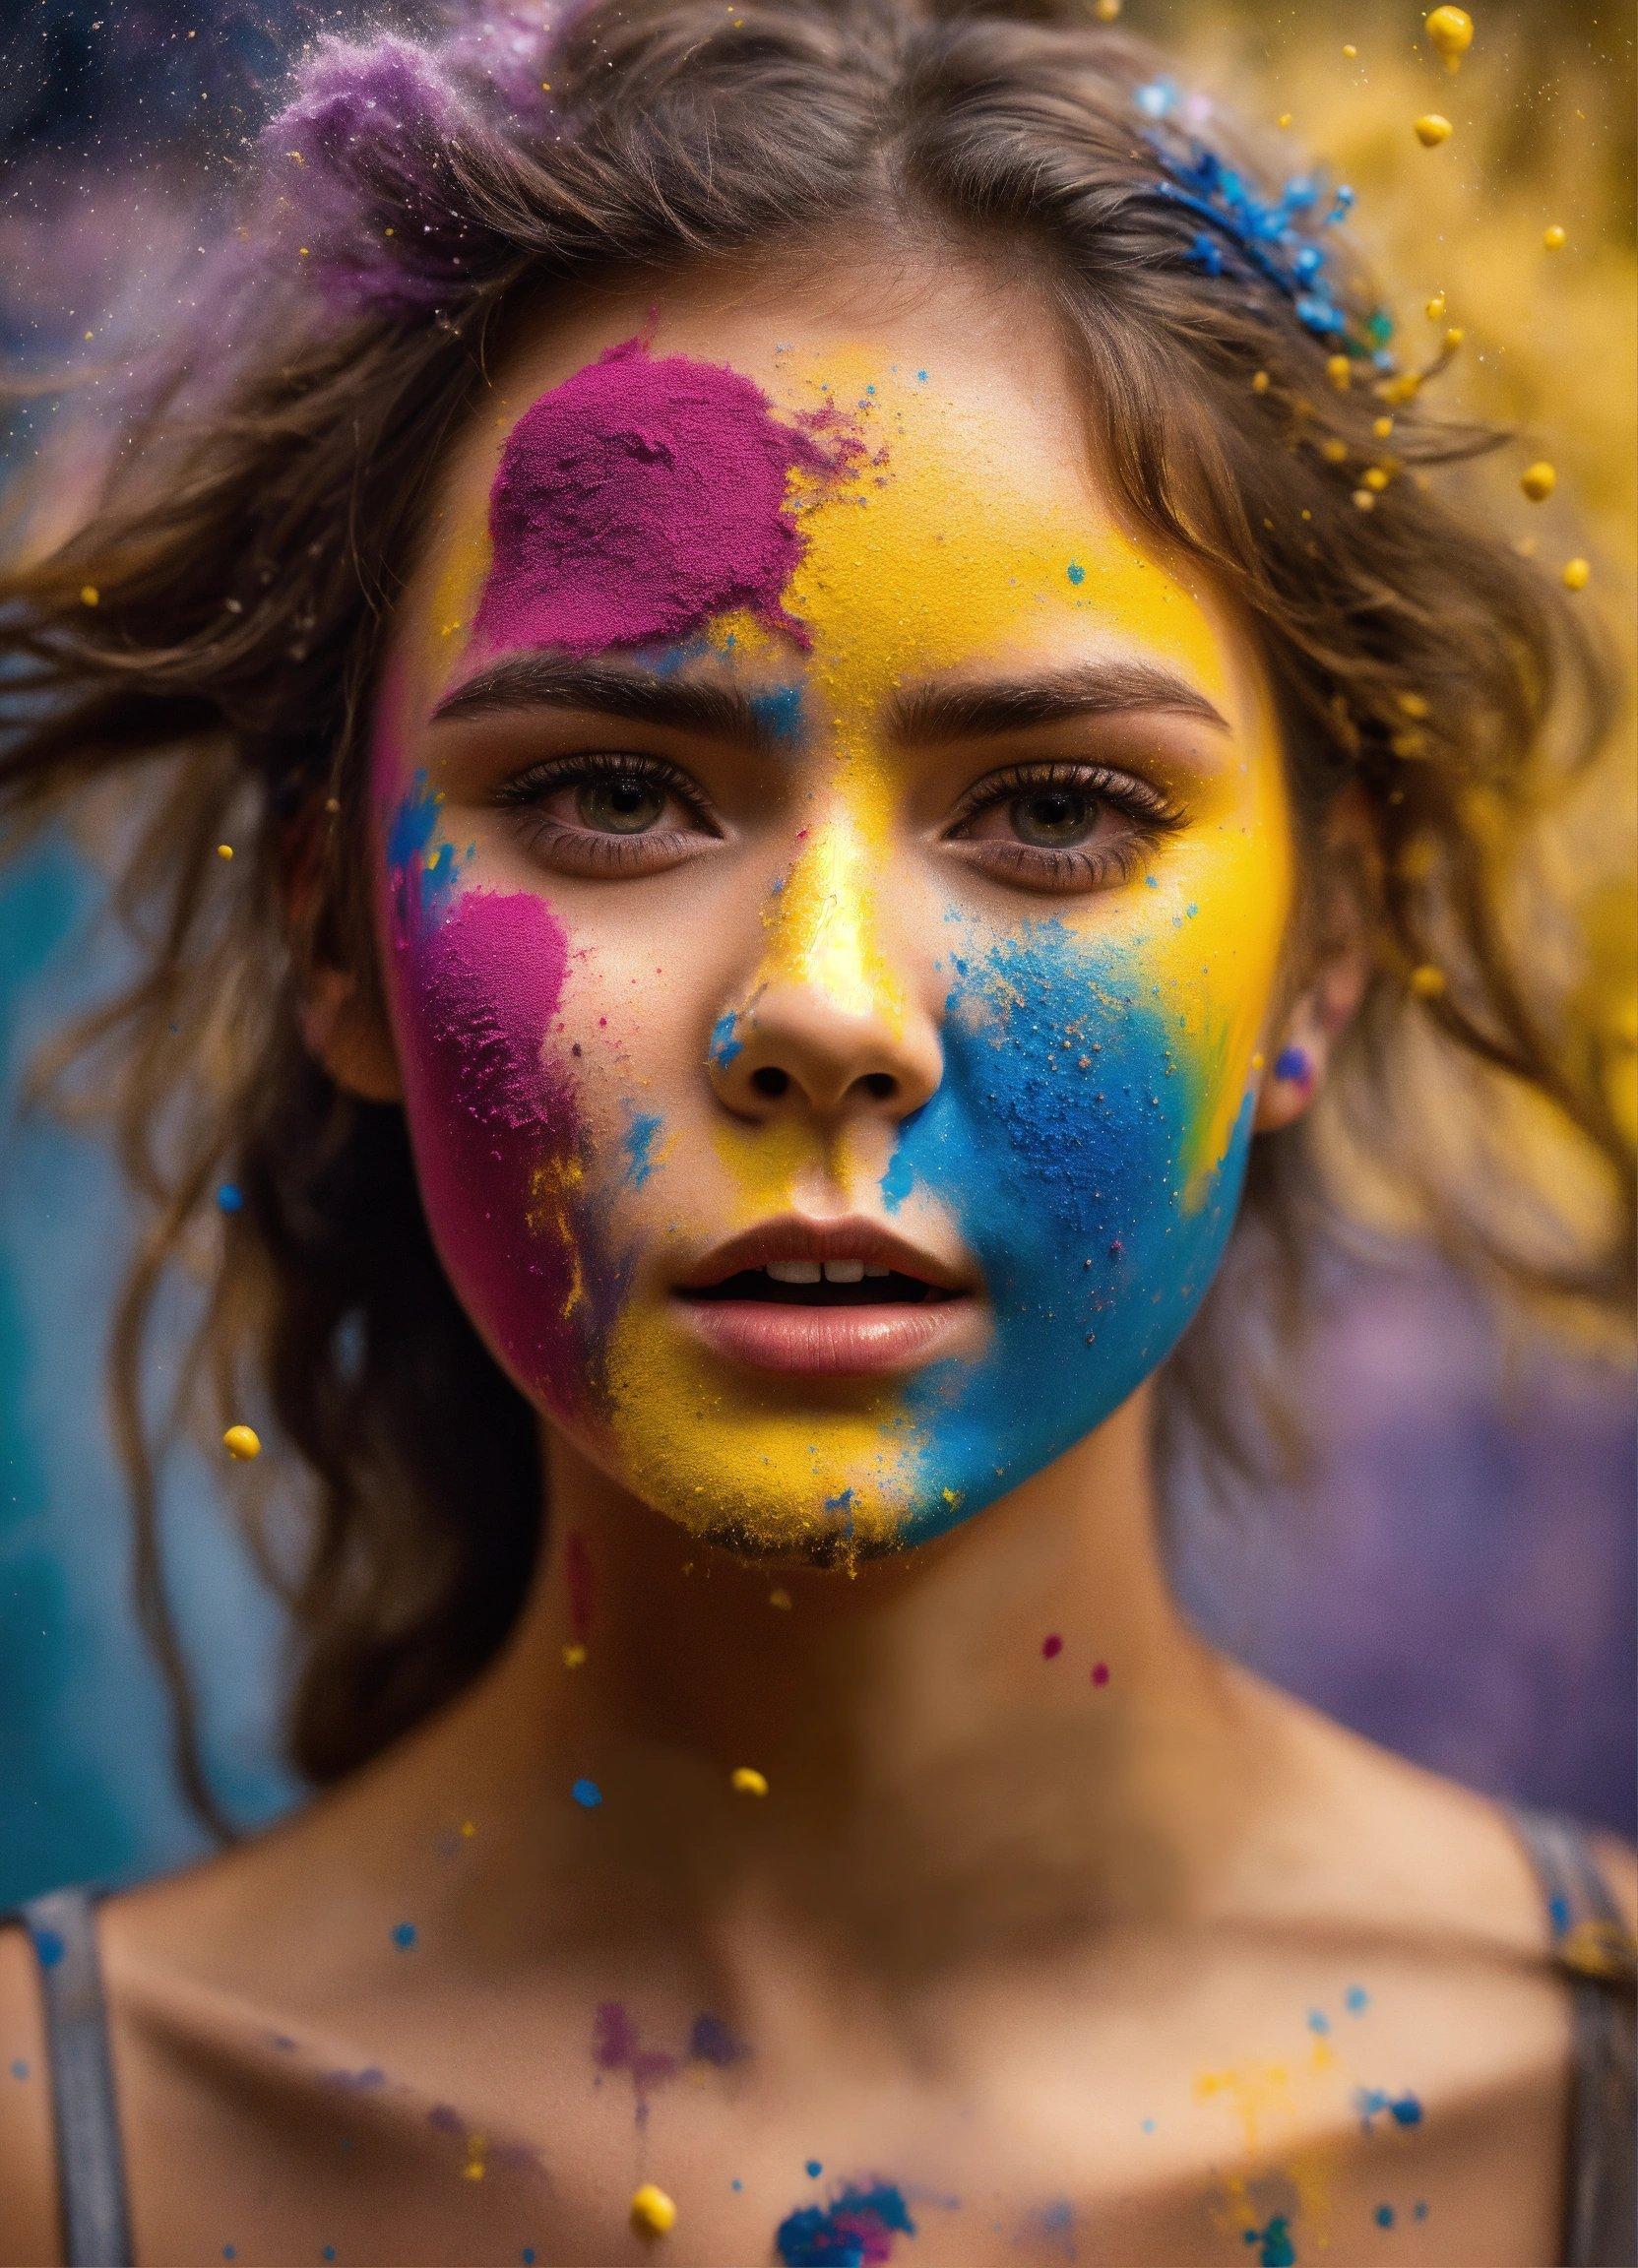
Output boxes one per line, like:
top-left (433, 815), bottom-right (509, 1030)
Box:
top-left (672, 1220), bottom-right (979, 1376)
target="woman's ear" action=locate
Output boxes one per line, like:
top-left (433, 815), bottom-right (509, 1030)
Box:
top-left (299, 965), bottom-right (404, 1104)
top-left (1254, 785), bottom-right (1376, 1134)
top-left (283, 806), bottom-right (404, 1104)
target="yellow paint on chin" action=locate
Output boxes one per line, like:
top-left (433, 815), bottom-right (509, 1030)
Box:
top-left (601, 1299), bottom-right (914, 1555)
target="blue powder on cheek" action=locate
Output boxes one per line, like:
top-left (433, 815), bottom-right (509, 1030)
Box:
top-left (623, 1111), bottom-right (662, 1187)
top-left (386, 770), bottom-right (468, 927)
top-left (887, 916), bottom-right (1252, 1541)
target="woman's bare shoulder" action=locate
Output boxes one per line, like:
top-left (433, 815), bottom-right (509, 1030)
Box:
top-left (0, 1918), bottom-right (61, 2267)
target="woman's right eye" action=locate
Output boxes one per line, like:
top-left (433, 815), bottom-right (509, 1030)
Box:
top-left (495, 753), bottom-right (721, 876)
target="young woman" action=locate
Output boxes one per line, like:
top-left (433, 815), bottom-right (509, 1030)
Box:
top-left (1, 2), bottom-right (1632, 2262)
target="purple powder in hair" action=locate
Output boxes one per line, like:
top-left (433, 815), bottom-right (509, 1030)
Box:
top-left (471, 339), bottom-right (847, 660)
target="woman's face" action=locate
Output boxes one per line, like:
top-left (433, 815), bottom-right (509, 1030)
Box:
top-left (368, 271), bottom-right (1292, 1561)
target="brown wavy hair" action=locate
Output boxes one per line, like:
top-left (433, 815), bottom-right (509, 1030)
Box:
top-left (1, 0), bottom-right (1629, 1841)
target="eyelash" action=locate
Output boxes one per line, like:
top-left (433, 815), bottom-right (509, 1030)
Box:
top-left (494, 750), bottom-right (719, 873)
top-left (494, 752), bottom-right (1185, 889)
top-left (945, 761), bottom-right (1186, 891)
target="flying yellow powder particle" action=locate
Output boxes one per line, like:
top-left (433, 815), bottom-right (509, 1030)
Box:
top-left (1410, 965), bottom-right (1447, 998)
top-left (562, 1642), bottom-right (587, 1669)
top-left (222, 1424), bottom-right (261, 1461)
top-left (1094, 0), bottom-right (1121, 18)
top-left (1562, 557), bottom-right (1591, 591)
top-left (1326, 353), bottom-right (1353, 390)
top-left (216, 844), bottom-right (233, 861)
top-left (731, 1767), bottom-right (769, 1797)
top-left (1543, 223), bottom-right (1566, 251)
top-left (80, 585), bottom-right (99, 606)
top-left (1520, 462), bottom-right (1556, 501)
top-left (1424, 292), bottom-right (1447, 320)
top-left (1425, 6), bottom-right (1474, 68)
top-left (631, 2184), bottom-right (677, 2237)
top-left (1414, 114), bottom-right (1454, 148)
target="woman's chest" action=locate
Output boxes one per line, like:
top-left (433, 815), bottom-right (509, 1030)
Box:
top-left (113, 1952), bottom-right (1571, 2265)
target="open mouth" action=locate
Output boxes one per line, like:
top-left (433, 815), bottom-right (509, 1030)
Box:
top-left (690, 1262), bottom-right (954, 1307)
top-left (673, 1222), bottom-right (976, 1377)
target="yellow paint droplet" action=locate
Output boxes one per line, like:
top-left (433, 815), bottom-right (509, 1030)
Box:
top-left (562, 1641), bottom-right (587, 1669)
top-left (216, 843), bottom-right (233, 861)
top-left (1414, 114), bottom-right (1453, 148)
top-left (79, 585), bottom-right (99, 606)
top-left (1520, 461), bottom-right (1556, 501)
top-left (1361, 466), bottom-right (1390, 491)
top-left (1352, 488), bottom-right (1377, 510)
top-left (768, 1588), bottom-right (792, 1610)
top-left (1372, 415), bottom-right (1394, 439)
top-left (731, 1767), bottom-right (769, 1796)
top-left (222, 1423), bottom-right (261, 1461)
top-left (631, 2184), bottom-right (677, 2237)
top-left (1251, 369), bottom-right (1271, 394)
top-left (1410, 965), bottom-right (1447, 998)
top-left (1543, 223), bottom-right (1566, 251)
top-left (1325, 353), bottom-right (1353, 390)
top-left (1424, 292), bottom-right (1447, 320)
top-left (1425, 6), bottom-right (1474, 68)
top-left (1343, 42), bottom-right (1357, 57)
top-left (1562, 556), bottom-right (1591, 591)
top-left (1443, 326), bottom-right (1464, 349)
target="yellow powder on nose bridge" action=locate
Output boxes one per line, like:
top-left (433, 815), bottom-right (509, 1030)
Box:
top-left (760, 802), bottom-right (908, 1032)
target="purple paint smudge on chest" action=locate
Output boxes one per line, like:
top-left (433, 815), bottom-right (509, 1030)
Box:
top-left (471, 338), bottom-right (844, 660)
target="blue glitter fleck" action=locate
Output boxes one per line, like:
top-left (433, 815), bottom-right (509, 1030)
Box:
top-left (572, 1777), bottom-right (602, 1808)
top-left (390, 1922), bottom-right (416, 1949)
top-left (217, 1182), bottom-right (243, 1213)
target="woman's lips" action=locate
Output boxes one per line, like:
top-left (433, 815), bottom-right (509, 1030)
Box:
top-left (673, 1290), bottom-right (974, 1376)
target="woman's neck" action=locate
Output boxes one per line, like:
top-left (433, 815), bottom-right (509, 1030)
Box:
top-left (424, 1388), bottom-right (1266, 1981)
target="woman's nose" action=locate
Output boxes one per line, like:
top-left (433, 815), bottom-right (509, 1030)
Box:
top-left (708, 817), bottom-right (942, 1125)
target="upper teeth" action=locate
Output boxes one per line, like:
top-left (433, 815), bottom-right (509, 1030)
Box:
top-left (766, 1259), bottom-right (877, 1285)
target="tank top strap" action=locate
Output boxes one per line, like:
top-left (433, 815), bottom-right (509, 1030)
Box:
top-left (11, 1884), bottom-right (135, 2268)
top-left (1505, 1803), bottom-right (1637, 2268)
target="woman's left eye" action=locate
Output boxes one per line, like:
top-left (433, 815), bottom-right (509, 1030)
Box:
top-left (494, 754), bottom-right (720, 876)
top-left (947, 763), bottom-right (1183, 892)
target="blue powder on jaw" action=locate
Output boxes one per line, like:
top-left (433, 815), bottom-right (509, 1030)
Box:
top-left (883, 914), bottom-right (1252, 1543)
top-left (776, 2181), bottom-right (916, 2266)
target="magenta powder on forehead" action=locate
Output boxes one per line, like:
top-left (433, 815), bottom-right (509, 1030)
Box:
top-left (471, 338), bottom-right (841, 658)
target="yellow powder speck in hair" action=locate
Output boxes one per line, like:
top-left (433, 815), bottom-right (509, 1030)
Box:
top-left (216, 843), bottom-right (234, 861)
top-left (631, 2184), bottom-right (677, 2237)
top-left (1252, 369), bottom-right (1271, 393)
top-left (1562, 557), bottom-right (1592, 591)
top-left (80, 584), bottom-right (99, 606)
top-left (1520, 461), bottom-right (1556, 501)
top-left (1325, 353), bottom-right (1352, 389)
top-left (1410, 965), bottom-right (1447, 998)
top-left (1372, 415), bottom-right (1394, 438)
top-left (1352, 488), bottom-right (1377, 511)
top-left (769, 1588), bottom-right (793, 1610)
top-left (1320, 437), bottom-right (1349, 464)
top-left (1094, 0), bottom-right (1121, 18)
top-left (731, 1766), bottom-right (769, 1796)
top-left (1398, 690), bottom-right (1430, 718)
top-left (222, 1423), bottom-right (261, 1461)
top-left (1361, 466), bottom-right (1390, 492)
top-left (562, 1642), bottom-right (587, 1669)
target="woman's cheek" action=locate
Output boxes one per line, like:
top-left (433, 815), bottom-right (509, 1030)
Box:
top-left (889, 908), bottom-right (1263, 1537)
top-left (384, 807), bottom-right (628, 1419)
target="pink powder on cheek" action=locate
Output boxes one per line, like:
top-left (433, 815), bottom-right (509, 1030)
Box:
top-left (471, 338), bottom-right (842, 658)
top-left (394, 882), bottom-right (611, 1410)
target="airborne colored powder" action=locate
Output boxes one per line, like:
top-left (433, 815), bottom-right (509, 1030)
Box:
top-left (471, 338), bottom-right (849, 659)
top-left (775, 2180), bottom-right (917, 2266)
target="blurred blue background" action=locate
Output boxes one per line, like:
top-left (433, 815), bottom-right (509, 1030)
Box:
top-left (1, 0), bottom-right (1632, 1911)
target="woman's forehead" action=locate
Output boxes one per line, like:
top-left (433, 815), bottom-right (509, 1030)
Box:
top-left (395, 281), bottom-right (1258, 736)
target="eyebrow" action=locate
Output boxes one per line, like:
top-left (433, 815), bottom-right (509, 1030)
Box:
top-left (429, 651), bottom-right (1231, 747)
top-left (890, 662), bottom-right (1231, 742)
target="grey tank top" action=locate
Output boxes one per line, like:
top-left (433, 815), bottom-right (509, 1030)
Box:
top-left (9, 1801), bottom-right (1635, 2266)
